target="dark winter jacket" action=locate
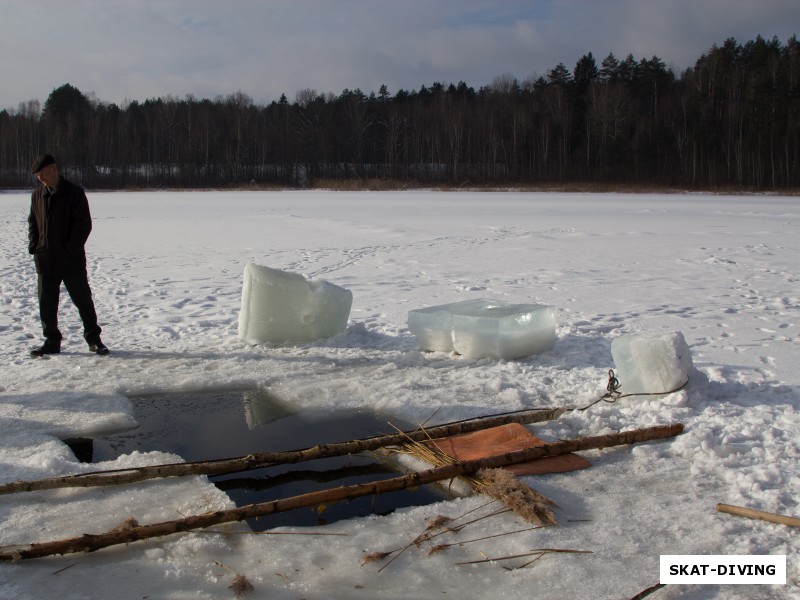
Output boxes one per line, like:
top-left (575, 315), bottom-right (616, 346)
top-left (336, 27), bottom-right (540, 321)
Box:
top-left (28, 176), bottom-right (92, 275)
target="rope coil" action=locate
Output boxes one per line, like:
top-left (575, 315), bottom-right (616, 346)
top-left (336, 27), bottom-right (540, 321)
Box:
top-left (577, 369), bottom-right (687, 411)
top-left (606, 369), bottom-right (621, 397)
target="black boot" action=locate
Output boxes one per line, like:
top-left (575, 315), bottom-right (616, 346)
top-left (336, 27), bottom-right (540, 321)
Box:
top-left (88, 339), bottom-right (110, 355)
top-left (31, 340), bottom-right (61, 357)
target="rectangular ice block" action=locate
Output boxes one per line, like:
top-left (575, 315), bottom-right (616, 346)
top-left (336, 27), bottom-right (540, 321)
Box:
top-left (408, 299), bottom-right (556, 360)
top-left (407, 299), bottom-right (495, 352)
top-left (238, 263), bottom-right (352, 345)
top-left (610, 331), bottom-right (693, 395)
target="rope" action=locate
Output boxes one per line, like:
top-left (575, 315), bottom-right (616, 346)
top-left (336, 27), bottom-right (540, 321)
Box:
top-left (606, 369), bottom-right (621, 397)
top-left (576, 369), bottom-right (688, 412)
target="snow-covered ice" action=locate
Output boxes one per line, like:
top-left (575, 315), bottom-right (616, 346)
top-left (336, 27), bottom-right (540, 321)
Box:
top-left (408, 298), bottom-right (556, 359)
top-left (238, 262), bottom-right (352, 345)
top-left (0, 190), bottom-right (798, 599)
top-left (611, 331), bottom-right (694, 395)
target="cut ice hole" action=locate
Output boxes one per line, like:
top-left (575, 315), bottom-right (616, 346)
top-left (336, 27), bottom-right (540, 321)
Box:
top-left (91, 387), bottom-right (450, 529)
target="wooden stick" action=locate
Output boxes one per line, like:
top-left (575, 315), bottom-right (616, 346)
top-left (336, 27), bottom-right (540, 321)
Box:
top-left (716, 503), bottom-right (800, 527)
top-left (0, 423), bottom-right (682, 561)
top-left (629, 582), bottom-right (666, 600)
top-left (0, 407), bottom-right (566, 495)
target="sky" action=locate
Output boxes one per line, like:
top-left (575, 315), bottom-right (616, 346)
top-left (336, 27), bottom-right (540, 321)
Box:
top-left (2, 0), bottom-right (798, 111)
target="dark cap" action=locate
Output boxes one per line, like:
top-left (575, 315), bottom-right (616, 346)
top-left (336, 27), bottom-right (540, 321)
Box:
top-left (30, 154), bottom-right (56, 174)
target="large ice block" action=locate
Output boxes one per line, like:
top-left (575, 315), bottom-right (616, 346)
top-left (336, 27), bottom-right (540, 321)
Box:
top-left (407, 299), bottom-right (492, 352)
top-left (238, 263), bottom-right (352, 345)
top-left (408, 299), bottom-right (557, 360)
top-left (610, 331), bottom-right (693, 395)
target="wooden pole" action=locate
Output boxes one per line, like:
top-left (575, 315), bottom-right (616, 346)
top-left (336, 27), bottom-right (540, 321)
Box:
top-left (716, 503), bottom-right (800, 527)
top-left (0, 407), bottom-right (566, 495)
top-left (0, 423), bottom-right (683, 561)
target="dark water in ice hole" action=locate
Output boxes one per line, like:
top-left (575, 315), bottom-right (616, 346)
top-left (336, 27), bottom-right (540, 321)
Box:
top-left (90, 388), bottom-right (449, 530)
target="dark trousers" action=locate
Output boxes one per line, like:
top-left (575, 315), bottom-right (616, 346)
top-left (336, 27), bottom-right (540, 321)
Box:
top-left (37, 266), bottom-right (102, 345)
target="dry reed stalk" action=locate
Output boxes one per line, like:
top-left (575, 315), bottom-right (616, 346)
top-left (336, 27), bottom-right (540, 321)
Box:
top-left (229, 575), bottom-right (254, 598)
top-left (425, 515), bottom-right (453, 530)
top-left (360, 551), bottom-right (393, 566)
top-left (456, 548), bottom-right (592, 567)
top-left (385, 423), bottom-right (482, 494)
top-left (213, 561), bottom-right (255, 598)
top-left (361, 464), bottom-right (556, 573)
top-left (425, 525), bottom-right (548, 555)
top-left (440, 506), bottom-right (513, 533)
top-left (362, 499), bottom-right (509, 570)
top-left (392, 424), bottom-right (557, 525)
top-left (475, 468), bottom-right (557, 526)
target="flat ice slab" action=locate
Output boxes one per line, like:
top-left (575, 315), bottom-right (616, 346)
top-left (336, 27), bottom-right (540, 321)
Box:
top-left (238, 263), bottom-right (352, 345)
top-left (408, 299), bottom-right (557, 360)
top-left (610, 331), bottom-right (693, 395)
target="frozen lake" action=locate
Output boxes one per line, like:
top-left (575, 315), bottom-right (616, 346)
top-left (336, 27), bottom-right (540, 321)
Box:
top-left (1, 189), bottom-right (798, 599)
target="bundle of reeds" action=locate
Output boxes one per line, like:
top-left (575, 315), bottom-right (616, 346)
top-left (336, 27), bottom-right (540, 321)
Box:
top-left (392, 432), bottom-right (556, 526)
top-left (475, 468), bottom-right (556, 526)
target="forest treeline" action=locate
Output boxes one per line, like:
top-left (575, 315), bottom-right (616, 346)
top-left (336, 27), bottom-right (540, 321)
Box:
top-left (1, 35), bottom-right (798, 190)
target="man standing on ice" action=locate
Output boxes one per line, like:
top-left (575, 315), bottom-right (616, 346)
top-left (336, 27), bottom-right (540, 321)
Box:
top-left (27, 154), bottom-right (109, 357)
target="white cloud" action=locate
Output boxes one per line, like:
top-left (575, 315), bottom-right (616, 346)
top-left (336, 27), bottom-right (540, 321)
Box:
top-left (1, 0), bottom-right (797, 109)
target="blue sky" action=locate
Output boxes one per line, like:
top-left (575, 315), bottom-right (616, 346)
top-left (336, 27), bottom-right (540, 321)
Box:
top-left (2, 0), bottom-right (798, 110)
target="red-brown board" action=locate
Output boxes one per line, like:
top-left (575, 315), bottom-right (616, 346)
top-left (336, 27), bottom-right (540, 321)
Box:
top-left (426, 423), bottom-right (591, 476)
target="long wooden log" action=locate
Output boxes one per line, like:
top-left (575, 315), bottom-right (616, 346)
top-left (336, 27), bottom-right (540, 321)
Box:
top-left (0, 422), bottom-right (683, 561)
top-left (716, 503), bottom-right (800, 527)
top-left (0, 407), bottom-right (566, 495)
